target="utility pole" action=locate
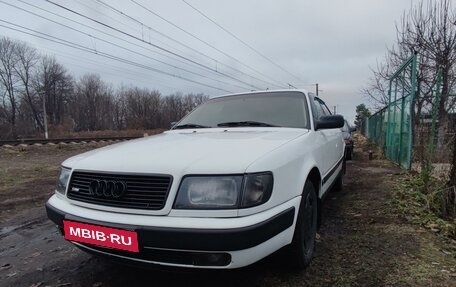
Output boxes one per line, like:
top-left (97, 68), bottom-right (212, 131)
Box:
top-left (43, 94), bottom-right (48, 139)
top-left (315, 83), bottom-right (319, 96)
top-left (333, 105), bottom-right (337, 114)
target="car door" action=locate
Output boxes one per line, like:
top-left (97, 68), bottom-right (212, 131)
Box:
top-left (311, 97), bottom-right (343, 181)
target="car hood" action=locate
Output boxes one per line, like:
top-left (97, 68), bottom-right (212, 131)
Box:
top-left (63, 128), bottom-right (309, 174)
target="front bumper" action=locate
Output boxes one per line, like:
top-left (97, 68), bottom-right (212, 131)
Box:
top-left (46, 195), bottom-right (298, 269)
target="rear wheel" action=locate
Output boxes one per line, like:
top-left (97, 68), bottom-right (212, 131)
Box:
top-left (333, 160), bottom-right (345, 192)
top-left (289, 180), bottom-right (318, 269)
top-left (333, 175), bottom-right (343, 192)
top-left (346, 147), bottom-right (353, 160)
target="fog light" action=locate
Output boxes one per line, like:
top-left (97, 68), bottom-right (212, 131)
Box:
top-left (192, 252), bottom-right (231, 266)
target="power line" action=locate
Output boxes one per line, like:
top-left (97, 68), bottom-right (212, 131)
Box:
top-left (96, 0), bottom-right (286, 89)
top-left (16, 0), bottom-right (217, 78)
top-left (91, 0), bottom-right (281, 90)
top-left (287, 83), bottom-right (298, 89)
top-left (43, 47), bottom-right (176, 90)
top-left (181, 0), bottom-right (303, 82)
top-left (74, 0), bottom-right (198, 61)
top-left (0, 20), bottom-right (233, 93)
top-left (45, 0), bottom-right (262, 91)
top-left (88, 0), bottom-right (239, 82)
top-left (73, 0), bottom-right (139, 34)
top-left (92, 0), bottom-right (225, 72)
top-left (1, 0), bottom-right (249, 90)
top-left (127, 0), bottom-right (288, 89)
top-left (16, 33), bottom-right (178, 90)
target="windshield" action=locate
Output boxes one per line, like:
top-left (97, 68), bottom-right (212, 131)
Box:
top-left (174, 91), bottom-right (310, 129)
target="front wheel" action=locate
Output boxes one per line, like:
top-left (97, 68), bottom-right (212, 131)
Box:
top-left (288, 180), bottom-right (318, 270)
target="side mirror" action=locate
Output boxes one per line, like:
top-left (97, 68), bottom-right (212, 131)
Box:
top-left (350, 126), bottom-right (357, 132)
top-left (315, 115), bottom-right (344, 130)
top-left (170, 121), bottom-right (177, 129)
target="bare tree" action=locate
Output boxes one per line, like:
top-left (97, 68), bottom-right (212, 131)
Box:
top-left (0, 37), bottom-right (20, 138)
top-left (0, 38), bottom-right (210, 138)
top-left (13, 41), bottom-right (42, 132)
top-left (362, 55), bottom-right (395, 108)
top-left (181, 93), bottom-right (209, 112)
top-left (112, 89), bottom-right (127, 130)
top-left (122, 87), bottom-right (161, 129)
top-left (159, 92), bottom-right (209, 127)
top-left (160, 93), bottom-right (185, 127)
top-left (34, 56), bottom-right (73, 127)
top-left (401, 0), bottom-right (456, 149)
top-left (70, 74), bottom-right (113, 131)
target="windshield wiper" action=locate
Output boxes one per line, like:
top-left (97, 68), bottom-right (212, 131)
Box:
top-left (217, 121), bottom-right (277, 127)
top-left (173, 123), bottom-right (211, 129)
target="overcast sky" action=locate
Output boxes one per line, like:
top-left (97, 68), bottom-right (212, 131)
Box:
top-left (0, 0), bottom-right (420, 123)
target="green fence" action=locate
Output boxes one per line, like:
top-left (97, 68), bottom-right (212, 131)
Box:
top-left (365, 107), bottom-right (387, 148)
top-left (364, 53), bottom-right (418, 169)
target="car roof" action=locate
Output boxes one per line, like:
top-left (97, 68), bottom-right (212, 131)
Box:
top-left (210, 89), bottom-right (310, 100)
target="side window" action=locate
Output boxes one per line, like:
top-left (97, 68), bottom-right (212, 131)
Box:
top-left (342, 121), bottom-right (349, 132)
top-left (312, 97), bottom-right (330, 119)
top-left (318, 99), bottom-right (332, 115)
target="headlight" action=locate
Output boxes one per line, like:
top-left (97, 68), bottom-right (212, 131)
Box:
top-left (174, 176), bottom-right (243, 209)
top-left (174, 172), bottom-right (273, 209)
top-left (241, 173), bottom-right (273, 208)
top-left (56, 167), bottom-right (71, 195)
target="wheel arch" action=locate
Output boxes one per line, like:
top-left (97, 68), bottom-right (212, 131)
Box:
top-left (306, 167), bottom-right (321, 198)
top-left (304, 167), bottom-right (323, 229)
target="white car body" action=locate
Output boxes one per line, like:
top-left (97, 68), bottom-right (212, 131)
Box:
top-left (46, 90), bottom-right (345, 269)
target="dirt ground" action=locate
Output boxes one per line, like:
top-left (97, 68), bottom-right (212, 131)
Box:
top-left (1, 137), bottom-right (456, 287)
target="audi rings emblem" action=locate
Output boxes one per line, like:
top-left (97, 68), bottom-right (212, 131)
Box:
top-left (89, 180), bottom-right (127, 198)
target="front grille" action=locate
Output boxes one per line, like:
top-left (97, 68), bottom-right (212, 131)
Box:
top-left (67, 171), bottom-right (172, 210)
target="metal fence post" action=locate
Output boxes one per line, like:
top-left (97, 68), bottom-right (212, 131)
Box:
top-left (407, 52), bottom-right (418, 170)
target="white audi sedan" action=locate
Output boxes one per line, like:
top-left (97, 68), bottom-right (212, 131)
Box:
top-left (46, 90), bottom-right (345, 269)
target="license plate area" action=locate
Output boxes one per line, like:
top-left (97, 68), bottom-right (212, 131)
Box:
top-left (63, 220), bottom-right (139, 253)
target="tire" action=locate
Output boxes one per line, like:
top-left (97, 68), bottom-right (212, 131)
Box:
top-left (346, 147), bottom-right (353, 160)
top-left (332, 160), bottom-right (345, 192)
top-left (289, 180), bottom-right (318, 270)
top-left (333, 174), bottom-right (343, 192)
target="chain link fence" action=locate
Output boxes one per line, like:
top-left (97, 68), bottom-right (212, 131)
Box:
top-left (362, 53), bottom-right (417, 169)
top-left (361, 55), bottom-right (455, 183)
